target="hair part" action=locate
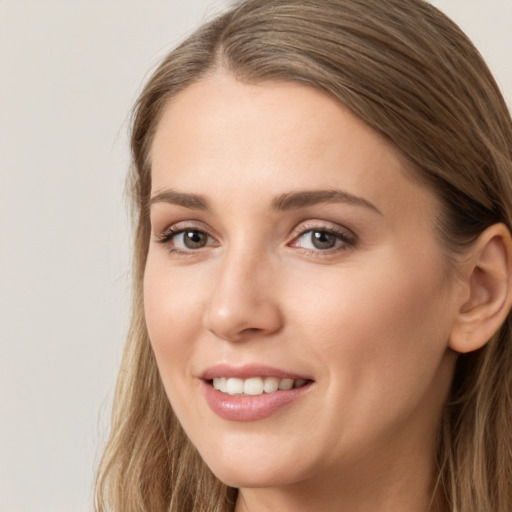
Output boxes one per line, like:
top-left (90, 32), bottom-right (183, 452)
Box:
top-left (96, 1), bottom-right (512, 510)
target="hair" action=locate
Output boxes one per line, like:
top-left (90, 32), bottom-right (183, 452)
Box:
top-left (95, 1), bottom-right (512, 511)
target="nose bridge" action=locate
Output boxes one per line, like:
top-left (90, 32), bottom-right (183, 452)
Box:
top-left (203, 238), bottom-right (282, 341)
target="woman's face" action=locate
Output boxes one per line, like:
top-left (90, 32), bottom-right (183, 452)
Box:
top-left (145, 74), bottom-right (461, 491)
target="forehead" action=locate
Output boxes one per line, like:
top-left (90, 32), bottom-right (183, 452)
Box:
top-left (150, 73), bottom-right (436, 222)
top-left (151, 74), bottom-right (398, 169)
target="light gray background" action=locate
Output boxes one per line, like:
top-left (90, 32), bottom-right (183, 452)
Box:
top-left (0, 1), bottom-right (510, 511)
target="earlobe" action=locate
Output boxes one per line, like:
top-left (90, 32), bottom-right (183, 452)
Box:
top-left (449, 223), bottom-right (512, 354)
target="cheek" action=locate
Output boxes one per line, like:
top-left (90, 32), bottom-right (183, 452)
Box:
top-left (284, 250), bottom-right (454, 421)
top-left (289, 250), bottom-right (448, 346)
top-left (143, 256), bottom-right (207, 381)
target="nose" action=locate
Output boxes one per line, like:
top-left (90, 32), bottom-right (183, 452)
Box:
top-left (202, 247), bottom-right (284, 342)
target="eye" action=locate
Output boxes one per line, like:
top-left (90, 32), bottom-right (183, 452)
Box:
top-left (299, 230), bottom-right (338, 250)
top-left (174, 229), bottom-right (210, 249)
top-left (157, 227), bottom-right (217, 253)
top-left (290, 227), bottom-right (355, 252)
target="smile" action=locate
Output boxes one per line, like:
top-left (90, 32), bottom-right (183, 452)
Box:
top-left (212, 376), bottom-right (308, 395)
top-left (202, 375), bottom-right (313, 421)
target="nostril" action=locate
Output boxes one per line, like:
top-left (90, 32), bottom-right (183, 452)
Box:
top-left (202, 284), bottom-right (284, 341)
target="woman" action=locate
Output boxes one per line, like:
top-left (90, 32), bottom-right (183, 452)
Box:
top-left (95, 0), bottom-right (512, 510)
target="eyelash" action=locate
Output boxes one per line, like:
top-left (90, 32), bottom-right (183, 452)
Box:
top-left (290, 225), bottom-right (356, 255)
top-left (156, 226), bottom-right (218, 255)
top-left (156, 223), bottom-right (356, 257)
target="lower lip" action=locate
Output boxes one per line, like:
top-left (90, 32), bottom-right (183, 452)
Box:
top-left (201, 380), bottom-right (312, 421)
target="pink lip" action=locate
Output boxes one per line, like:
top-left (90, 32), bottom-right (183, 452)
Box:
top-left (199, 364), bottom-right (314, 421)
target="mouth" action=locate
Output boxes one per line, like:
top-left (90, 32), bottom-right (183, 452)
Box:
top-left (200, 365), bottom-right (314, 421)
top-left (208, 376), bottom-right (311, 396)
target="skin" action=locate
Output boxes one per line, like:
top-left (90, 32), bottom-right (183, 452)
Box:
top-left (144, 73), bottom-right (468, 512)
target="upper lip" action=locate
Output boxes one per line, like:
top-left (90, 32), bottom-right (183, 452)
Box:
top-left (200, 364), bottom-right (313, 381)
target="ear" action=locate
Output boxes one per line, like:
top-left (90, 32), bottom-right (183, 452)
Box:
top-left (449, 223), bottom-right (512, 354)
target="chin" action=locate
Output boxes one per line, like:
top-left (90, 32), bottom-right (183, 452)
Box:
top-left (210, 464), bottom-right (301, 489)
top-left (199, 445), bottom-right (310, 489)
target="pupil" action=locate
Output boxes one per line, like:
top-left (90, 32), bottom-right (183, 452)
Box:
top-left (184, 230), bottom-right (206, 249)
top-left (312, 231), bottom-right (336, 249)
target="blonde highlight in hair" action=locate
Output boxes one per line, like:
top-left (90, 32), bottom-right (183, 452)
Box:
top-left (95, 1), bottom-right (512, 510)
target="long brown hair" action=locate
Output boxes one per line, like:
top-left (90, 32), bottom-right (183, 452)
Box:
top-left (95, 1), bottom-right (512, 510)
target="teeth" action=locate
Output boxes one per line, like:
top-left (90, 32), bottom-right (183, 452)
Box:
top-left (278, 378), bottom-right (294, 391)
top-left (212, 377), bottom-right (308, 396)
top-left (226, 377), bottom-right (244, 395)
top-left (244, 377), bottom-right (263, 395)
top-left (263, 377), bottom-right (279, 393)
top-left (213, 377), bottom-right (227, 393)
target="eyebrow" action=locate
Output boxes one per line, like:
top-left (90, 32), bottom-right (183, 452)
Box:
top-left (271, 189), bottom-right (381, 214)
top-left (149, 189), bottom-right (211, 211)
top-left (149, 188), bottom-right (381, 215)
